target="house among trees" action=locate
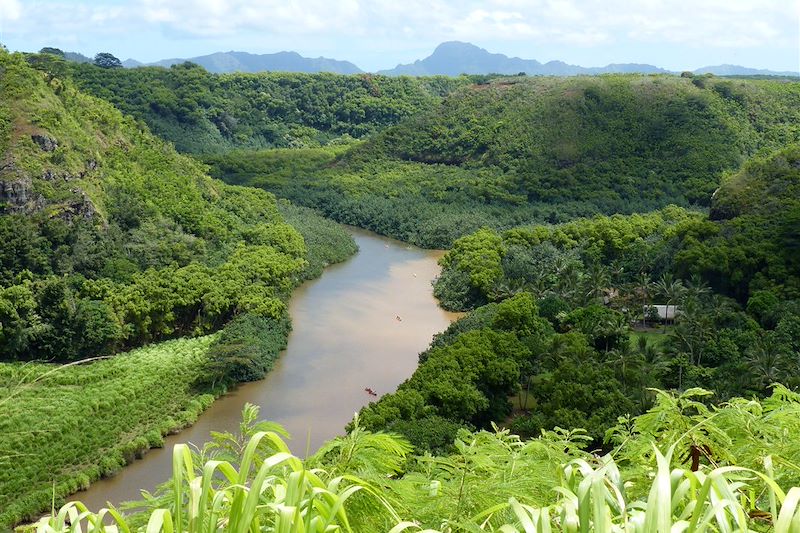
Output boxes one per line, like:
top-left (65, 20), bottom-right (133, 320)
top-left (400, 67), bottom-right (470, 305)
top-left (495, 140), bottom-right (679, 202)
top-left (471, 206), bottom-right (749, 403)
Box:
top-left (644, 304), bottom-right (680, 322)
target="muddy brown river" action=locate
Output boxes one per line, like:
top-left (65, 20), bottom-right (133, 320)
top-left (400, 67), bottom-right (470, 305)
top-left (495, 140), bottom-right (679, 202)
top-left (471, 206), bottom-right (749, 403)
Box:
top-left (70, 227), bottom-right (460, 510)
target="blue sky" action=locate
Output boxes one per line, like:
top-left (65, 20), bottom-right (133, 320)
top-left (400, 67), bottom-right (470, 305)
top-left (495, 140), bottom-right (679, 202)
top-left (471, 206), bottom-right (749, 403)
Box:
top-left (1, 0), bottom-right (798, 72)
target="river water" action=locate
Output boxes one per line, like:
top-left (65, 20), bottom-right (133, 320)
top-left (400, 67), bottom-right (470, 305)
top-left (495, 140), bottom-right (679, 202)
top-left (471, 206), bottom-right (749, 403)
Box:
top-left (70, 227), bottom-right (460, 511)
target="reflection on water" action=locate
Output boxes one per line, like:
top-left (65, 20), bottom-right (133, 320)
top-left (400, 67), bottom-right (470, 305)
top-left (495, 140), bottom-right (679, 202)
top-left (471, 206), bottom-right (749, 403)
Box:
top-left (71, 227), bottom-right (460, 510)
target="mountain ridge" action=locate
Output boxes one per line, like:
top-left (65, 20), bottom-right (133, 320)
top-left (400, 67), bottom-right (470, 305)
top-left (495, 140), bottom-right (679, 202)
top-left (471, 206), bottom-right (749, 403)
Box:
top-left (377, 41), bottom-right (672, 76)
top-left (55, 41), bottom-right (798, 77)
top-left (138, 50), bottom-right (362, 74)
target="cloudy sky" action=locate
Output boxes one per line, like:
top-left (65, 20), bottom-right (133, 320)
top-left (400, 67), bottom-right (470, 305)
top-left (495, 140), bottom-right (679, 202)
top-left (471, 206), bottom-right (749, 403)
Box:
top-left (0, 0), bottom-right (798, 72)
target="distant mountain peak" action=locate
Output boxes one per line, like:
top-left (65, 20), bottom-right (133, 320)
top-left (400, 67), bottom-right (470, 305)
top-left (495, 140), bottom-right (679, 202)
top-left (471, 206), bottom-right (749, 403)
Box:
top-left (378, 41), bottom-right (665, 77)
top-left (134, 50), bottom-right (362, 74)
top-left (693, 64), bottom-right (799, 77)
top-left (434, 41), bottom-right (483, 52)
top-left (61, 42), bottom-right (796, 78)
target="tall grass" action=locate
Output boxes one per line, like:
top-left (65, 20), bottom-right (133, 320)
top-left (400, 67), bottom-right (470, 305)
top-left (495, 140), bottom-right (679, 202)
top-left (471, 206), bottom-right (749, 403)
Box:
top-left (32, 427), bottom-right (399, 533)
top-left (33, 426), bottom-right (800, 532)
top-left (461, 445), bottom-right (800, 532)
top-left (0, 336), bottom-right (219, 529)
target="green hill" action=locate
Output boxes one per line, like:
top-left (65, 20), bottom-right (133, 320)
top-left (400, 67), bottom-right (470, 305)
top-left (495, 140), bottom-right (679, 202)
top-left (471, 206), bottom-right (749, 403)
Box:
top-left (0, 50), bottom-right (354, 362)
top-left (675, 143), bottom-right (800, 300)
top-left (206, 74), bottom-right (800, 247)
top-left (0, 50), bottom-right (359, 526)
top-left (65, 60), bottom-right (475, 153)
top-left (362, 75), bottom-right (800, 204)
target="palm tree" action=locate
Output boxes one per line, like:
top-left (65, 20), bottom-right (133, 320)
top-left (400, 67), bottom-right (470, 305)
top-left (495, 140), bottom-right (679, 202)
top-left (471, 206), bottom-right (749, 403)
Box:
top-left (668, 298), bottom-right (713, 366)
top-left (593, 312), bottom-right (631, 352)
top-left (683, 274), bottom-right (710, 303)
top-left (544, 334), bottom-right (593, 367)
top-left (585, 262), bottom-right (611, 303)
top-left (489, 277), bottom-right (527, 301)
top-left (636, 336), bottom-right (669, 376)
top-left (558, 266), bottom-right (583, 305)
top-left (654, 273), bottom-right (685, 332)
top-left (747, 334), bottom-right (790, 390)
top-left (636, 272), bottom-right (654, 328)
top-left (605, 344), bottom-right (644, 393)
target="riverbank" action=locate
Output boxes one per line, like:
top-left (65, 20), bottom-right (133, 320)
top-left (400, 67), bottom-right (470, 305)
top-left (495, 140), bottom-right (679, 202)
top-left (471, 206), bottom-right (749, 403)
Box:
top-left (0, 336), bottom-right (219, 529)
top-left (0, 203), bottom-right (359, 529)
top-left (65, 228), bottom-right (458, 514)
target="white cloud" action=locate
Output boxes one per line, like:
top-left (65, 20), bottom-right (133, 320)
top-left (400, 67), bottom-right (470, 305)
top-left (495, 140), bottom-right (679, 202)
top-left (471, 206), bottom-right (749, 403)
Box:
top-left (0, 0), bottom-right (796, 68)
top-left (0, 0), bottom-right (22, 21)
top-left (447, 9), bottom-right (539, 39)
top-left (140, 0), bottom-right (362, 37)
top-left (571, 0), bottom-right (797, 48)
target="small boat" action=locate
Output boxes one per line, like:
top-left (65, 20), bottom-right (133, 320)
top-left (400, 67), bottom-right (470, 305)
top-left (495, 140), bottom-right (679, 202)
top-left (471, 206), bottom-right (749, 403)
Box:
top-left (395, 315), bottom-right (402, 322)
top-left (364, 387), bottom-right (378, 397)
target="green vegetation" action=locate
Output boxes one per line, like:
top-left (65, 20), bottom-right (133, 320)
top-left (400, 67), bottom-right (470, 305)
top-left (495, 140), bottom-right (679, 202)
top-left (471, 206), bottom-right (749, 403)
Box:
top-left (397, 194), bottom-right (799, 448)
top-left (676, 143), bottom-right (800, 301)
top-left (65, 60), bottom-right (475, 153)
top-left (0, 50), bottom-right (356, 363)
top-left (5, 39), bottom-right (800, 533)
top-left (276, 199), bottom-right (359, 280)
top-left (0, 49), bottom-right (358, 526)
top-left (40, 392), bottom-right (800, 531)
top-left (201, 313), bottom-right (290, 387)
top-left (206, 75), bottom-right (800, 248)
top-left (0, 49), bottom-right (299, 361)
top-left (0, 336), bottom-right (217, 529)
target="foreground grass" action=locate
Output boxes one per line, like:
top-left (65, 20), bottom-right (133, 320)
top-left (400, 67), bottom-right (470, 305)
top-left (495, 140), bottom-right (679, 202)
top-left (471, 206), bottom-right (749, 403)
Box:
top-left (35, 398), bottom-right (800, 532)
top-left (0, 336), bottom-right (219, 529)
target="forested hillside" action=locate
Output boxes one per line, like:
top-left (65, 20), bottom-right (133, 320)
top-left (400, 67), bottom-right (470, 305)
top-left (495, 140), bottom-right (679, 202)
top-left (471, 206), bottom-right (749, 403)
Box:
top-left (65, 60), bottom-right (475, 153)
top-left (0, 50), bottom-right (328, 362)
top-left (678, 143), bottom-right (800, 300)
top-left (207, 74), bottom-right (800, 247)
top-left (4, 44), bottom-right (800, 532)
top-left (0, 50), bottom-right (355, 526)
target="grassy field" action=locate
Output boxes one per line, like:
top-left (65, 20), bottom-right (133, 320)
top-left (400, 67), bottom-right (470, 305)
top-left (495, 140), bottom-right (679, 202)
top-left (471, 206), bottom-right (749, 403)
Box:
top-left (0, 335), bottom-right (219, 529)
top-left (631, 326), bottom-right (671, 347)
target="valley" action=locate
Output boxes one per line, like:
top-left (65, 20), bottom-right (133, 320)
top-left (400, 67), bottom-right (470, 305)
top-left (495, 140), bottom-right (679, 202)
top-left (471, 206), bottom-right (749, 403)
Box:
top-left (1, 43), bottom-right (799, 531)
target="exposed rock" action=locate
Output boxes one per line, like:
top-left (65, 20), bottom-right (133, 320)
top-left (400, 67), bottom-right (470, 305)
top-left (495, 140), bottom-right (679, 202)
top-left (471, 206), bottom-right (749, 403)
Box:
top-left (56, 188), bottom-right (97, 222)
top-left (1, 176), bottom-right (32, 204)
top-left (76, 160), bottom-right (98, 180)
top-left (31, 134), bottom-right (58, 152)
top-left (0, 160), bottom-right (17, 175)
top-left (0, 176), bottom-right (45, 214)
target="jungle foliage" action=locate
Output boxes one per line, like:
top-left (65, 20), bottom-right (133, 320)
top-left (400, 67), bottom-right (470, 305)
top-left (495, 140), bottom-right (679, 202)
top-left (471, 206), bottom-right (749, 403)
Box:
top-left (206, 75), bottom-right (800, 248)
top-left (0, 50), bottom-right (355, 363)
top-left (64, 59), bottom-right (475, 153)
top-left (410, 185), bottom-right (800, 449)
top-left (43, 393), bottom-right (800, 532)
top-left (5, 46), bottom-right (800, 533)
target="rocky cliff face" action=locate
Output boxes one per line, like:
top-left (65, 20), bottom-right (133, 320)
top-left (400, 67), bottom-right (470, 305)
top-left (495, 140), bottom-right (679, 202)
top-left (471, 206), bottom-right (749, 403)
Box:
top-left (0, 159), bottom-right (45, 214)
top-left (0, 134), bottom-right (97, 221)
top-left (30, 134), bottom-right (58, 152)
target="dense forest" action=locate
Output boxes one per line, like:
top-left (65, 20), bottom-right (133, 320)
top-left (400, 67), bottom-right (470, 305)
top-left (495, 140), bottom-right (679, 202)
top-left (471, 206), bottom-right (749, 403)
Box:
top-left (0, 50), bottom-right (357, 526)
top-left (205, 74), bottom-right (800, 247)
top-left (2, 49), bottom-right (800, 531)
top-left (65, 60), bottom-right (476, 153)
top-left (353, 144), bottom-right (799, 453)
top-left (361, 183), bottom-right (799, 451)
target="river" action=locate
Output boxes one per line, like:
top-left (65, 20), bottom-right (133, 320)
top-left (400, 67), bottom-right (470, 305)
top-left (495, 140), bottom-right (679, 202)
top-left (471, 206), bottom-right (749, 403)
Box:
top-left (70, 227), bottom-right (460, 511)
